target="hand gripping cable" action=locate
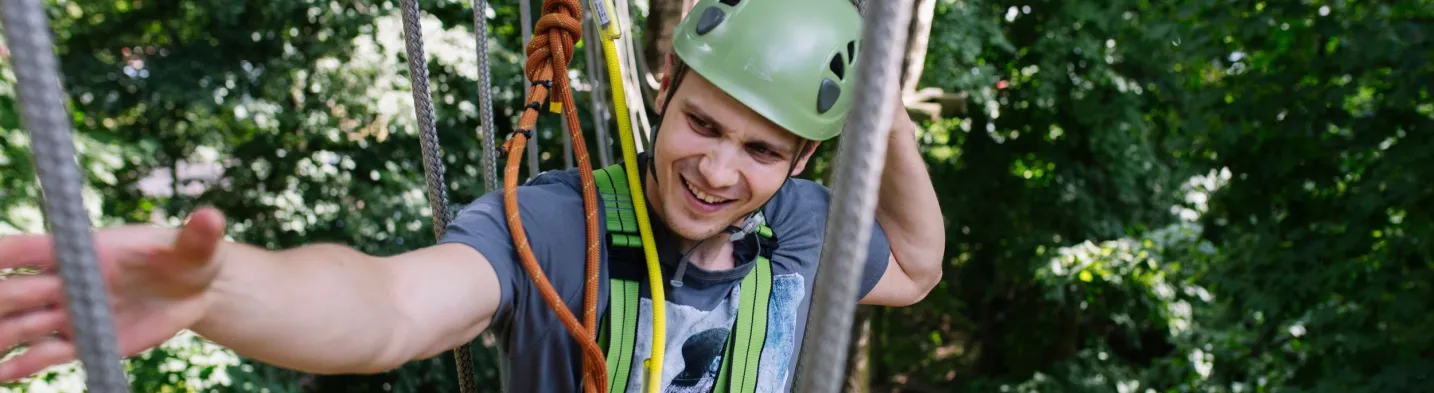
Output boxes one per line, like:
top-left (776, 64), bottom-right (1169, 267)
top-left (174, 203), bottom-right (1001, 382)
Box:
top-left (500, 0), bottom-right (607, 391)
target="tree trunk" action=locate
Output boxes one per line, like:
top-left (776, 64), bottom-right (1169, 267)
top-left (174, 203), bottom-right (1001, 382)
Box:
top-left (843, 306), bottom-right (874, 393)
top-left (642, 0), bottom-right (692, 82)
top-left (901, 0), bottom-right (937, 95)
top-left (899, 0), bottom-right (966, 122)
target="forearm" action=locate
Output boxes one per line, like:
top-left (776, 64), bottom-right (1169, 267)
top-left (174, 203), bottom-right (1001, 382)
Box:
top-left (192, 242), bottom-right (411, 374)
top-left (874, 124), bottom-right (946, 290)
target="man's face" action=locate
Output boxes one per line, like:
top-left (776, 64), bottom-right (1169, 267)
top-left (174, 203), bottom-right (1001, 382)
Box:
top-left (647, 68), bottom-right (815, 243)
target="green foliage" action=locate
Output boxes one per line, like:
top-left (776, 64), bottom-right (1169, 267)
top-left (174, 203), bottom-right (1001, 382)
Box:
top-left (3, 0), bottom-right (576, 391)
top-left (0, 56), bottom-right (42, 234)
top-left (2, 0), bottom-right (1430, 392)
top-left (877, 0), bottom-right (1199, 389)
top-left (872, 0), bottom-right (1431, 392)
top-left (1173, 1), bottom-right (1434, 391)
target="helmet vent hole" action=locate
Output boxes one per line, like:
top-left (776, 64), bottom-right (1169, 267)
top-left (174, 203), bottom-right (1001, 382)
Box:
top-left (817, 78), bottom-right (841, 113)
top-left (847, 41), bottom-right (857, 64)
top-left (719, 0), bottom-right (741, 5)
top-left (695, 7), bottom-right (726, 35)
top-left (829, 55), bottom-right (846, 80)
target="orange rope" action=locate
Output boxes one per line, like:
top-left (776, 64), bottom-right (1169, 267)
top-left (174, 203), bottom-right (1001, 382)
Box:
top-left (500, 0), bottom-right (605, 391)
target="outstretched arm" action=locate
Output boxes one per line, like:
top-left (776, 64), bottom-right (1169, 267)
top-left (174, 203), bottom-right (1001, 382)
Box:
top-left (194, 241), bottom-right (500, 374)
top-left (0, 207), bottom-right (502, 382)
top-left (861, 102), bottom-right (946, 307)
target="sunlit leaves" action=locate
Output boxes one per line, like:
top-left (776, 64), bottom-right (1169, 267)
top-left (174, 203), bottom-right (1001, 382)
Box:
top-left (884, 0), bottom-right (1431, 392)
top-left (3, 0), bottom-right (1429, 391)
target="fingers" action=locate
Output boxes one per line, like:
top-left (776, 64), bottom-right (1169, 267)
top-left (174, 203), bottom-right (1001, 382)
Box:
top-left (172, 206), bottom-right (227, 264)
top-left (0, 275), bottom-right (62, 316)
top-left (0, 307), bottom-right (67, 355)
top-left (0, 337), bottom-right (75, 383)
top-left (0, 235), bottom-right (56, 270)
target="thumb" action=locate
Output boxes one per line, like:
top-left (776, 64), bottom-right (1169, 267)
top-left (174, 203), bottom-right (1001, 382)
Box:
top-left (172, 206), bottom-right (227, 264)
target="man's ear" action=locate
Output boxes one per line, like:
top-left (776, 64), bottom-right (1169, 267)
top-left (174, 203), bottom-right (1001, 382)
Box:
top-left (654, 53), bottom-right (678, 113)
top-left (789, 141), bottom-right (822, 177)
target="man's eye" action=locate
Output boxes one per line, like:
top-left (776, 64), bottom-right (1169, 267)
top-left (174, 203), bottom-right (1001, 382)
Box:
top-left (747, 145), bottom-right (781, 161)
top-left (687, 114), bottom-right (714, 132)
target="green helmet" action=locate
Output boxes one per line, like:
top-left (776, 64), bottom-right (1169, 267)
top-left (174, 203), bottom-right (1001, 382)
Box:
top-left (672, 0), bottom-right (864, 142)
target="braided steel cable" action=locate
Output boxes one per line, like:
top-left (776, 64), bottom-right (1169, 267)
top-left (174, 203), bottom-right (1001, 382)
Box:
top-left (475, 0), bottom-right (499, 193)
top-left (398, 0), bottom-right (451, 236)
top-left (393, 3), bottom-right (477, 392)
top-left (791, 1), bottom-right (914, 393)
top-left (449, 1), bottom-right (499, 390)
top-left (0, 0), bottom-right (130, 391)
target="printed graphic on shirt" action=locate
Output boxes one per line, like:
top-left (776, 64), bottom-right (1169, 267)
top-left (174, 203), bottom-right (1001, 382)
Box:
top-left (624, 273), bottom-right (807, 393)
top-left (756, 274), bottom-right (805, 392)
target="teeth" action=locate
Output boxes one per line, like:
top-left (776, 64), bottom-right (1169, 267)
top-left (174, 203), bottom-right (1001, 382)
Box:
top-left (685, 179), bottom-right (726, 204)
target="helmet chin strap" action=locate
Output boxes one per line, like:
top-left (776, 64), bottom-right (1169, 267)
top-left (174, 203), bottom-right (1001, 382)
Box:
top-left (646, 62), bottom-right (689, 187)
top-left (669, 210), bottom-right (763, 288)
top-left (724, 211), bottom-right (765, 242)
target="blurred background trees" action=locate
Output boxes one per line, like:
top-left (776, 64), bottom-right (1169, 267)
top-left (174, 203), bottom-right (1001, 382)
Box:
top-left (1, 0), bottom-right (1428, 392)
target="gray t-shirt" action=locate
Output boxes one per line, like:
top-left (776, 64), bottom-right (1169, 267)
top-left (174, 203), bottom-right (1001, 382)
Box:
top-left (440, 156), bottom-right (890, 392)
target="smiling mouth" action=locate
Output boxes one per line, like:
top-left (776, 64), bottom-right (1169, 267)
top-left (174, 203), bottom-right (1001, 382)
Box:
top-left (681, 175), bottom-right (735, 207)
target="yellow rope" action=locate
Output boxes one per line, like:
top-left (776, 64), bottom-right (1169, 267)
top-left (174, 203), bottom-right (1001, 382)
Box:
top-left (588, 0), bottom-right (665, 390)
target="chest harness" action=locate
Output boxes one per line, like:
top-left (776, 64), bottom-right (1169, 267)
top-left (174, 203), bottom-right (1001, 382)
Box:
top-left (591, 164), bottom-right (779, 393)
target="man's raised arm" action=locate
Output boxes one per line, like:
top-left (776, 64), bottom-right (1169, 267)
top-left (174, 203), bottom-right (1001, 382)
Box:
top-left (861, 102), bottom-right (947, 307)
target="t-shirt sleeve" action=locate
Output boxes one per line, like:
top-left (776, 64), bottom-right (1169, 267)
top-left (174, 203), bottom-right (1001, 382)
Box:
top-left (437, 170), bottom-right (594, 332)
top-left (767, 179), bottom-right (892, 300)
top-left (862, 219), bottom-right (894, 299)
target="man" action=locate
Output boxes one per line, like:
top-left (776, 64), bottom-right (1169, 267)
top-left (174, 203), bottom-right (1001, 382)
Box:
top-left (0, 0), bottom-right (944, 391)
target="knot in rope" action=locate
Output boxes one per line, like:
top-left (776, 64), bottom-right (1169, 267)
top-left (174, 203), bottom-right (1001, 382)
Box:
top-left (502, 0), bottom-right (584, 152)
top-left (501, 1), bottom-right (606, 392)
top-left (524, 0), bottom-right (582, 105)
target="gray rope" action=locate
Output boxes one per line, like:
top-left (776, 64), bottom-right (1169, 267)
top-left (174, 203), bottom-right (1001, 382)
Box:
top-left (790, 2), bottom-right (913, 393)
top-left (475, 0), bottom-right (499, 194)
top-left (0, 0), bottom-right (130, 391)
top-left (397, 0), bottom-right (450, 234)
top-left (520, 0), bottom-right (539, 178)
top-left (583, 6), bottom-right (612, 167)
top-left (395, 2), bottom-right (478, 393)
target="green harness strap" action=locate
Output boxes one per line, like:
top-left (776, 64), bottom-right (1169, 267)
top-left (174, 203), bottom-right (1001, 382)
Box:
top-left (711, 255), bottom-right (772, 393)
top-left (592, 164), bottom-right (774, 393)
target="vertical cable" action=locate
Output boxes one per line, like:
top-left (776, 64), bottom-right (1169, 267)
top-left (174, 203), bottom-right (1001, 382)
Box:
top-left (394, 2), bottom-right (476, 392)
top-left (474, 0), bottom-right (499, 194)
top-left (790, 1), bottom-right (913, 393)
top-left (398, 0), bottom-right (449, 235)
top-left (520, 0), bottom-right (540, 178)
top-left (583, 12), bottom-right (613, 167)
top-left (452, 2), bottom-right (496, 391)
top-left (0, 0), bottom-right (131, 391)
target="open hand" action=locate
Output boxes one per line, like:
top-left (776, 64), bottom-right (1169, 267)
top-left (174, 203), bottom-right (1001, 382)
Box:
top-left (0, 207), bottom-right (227, 382)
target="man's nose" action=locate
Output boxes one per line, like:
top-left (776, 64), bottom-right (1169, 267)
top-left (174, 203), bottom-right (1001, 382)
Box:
top-left (698, 146), bottom-right (739, 189)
